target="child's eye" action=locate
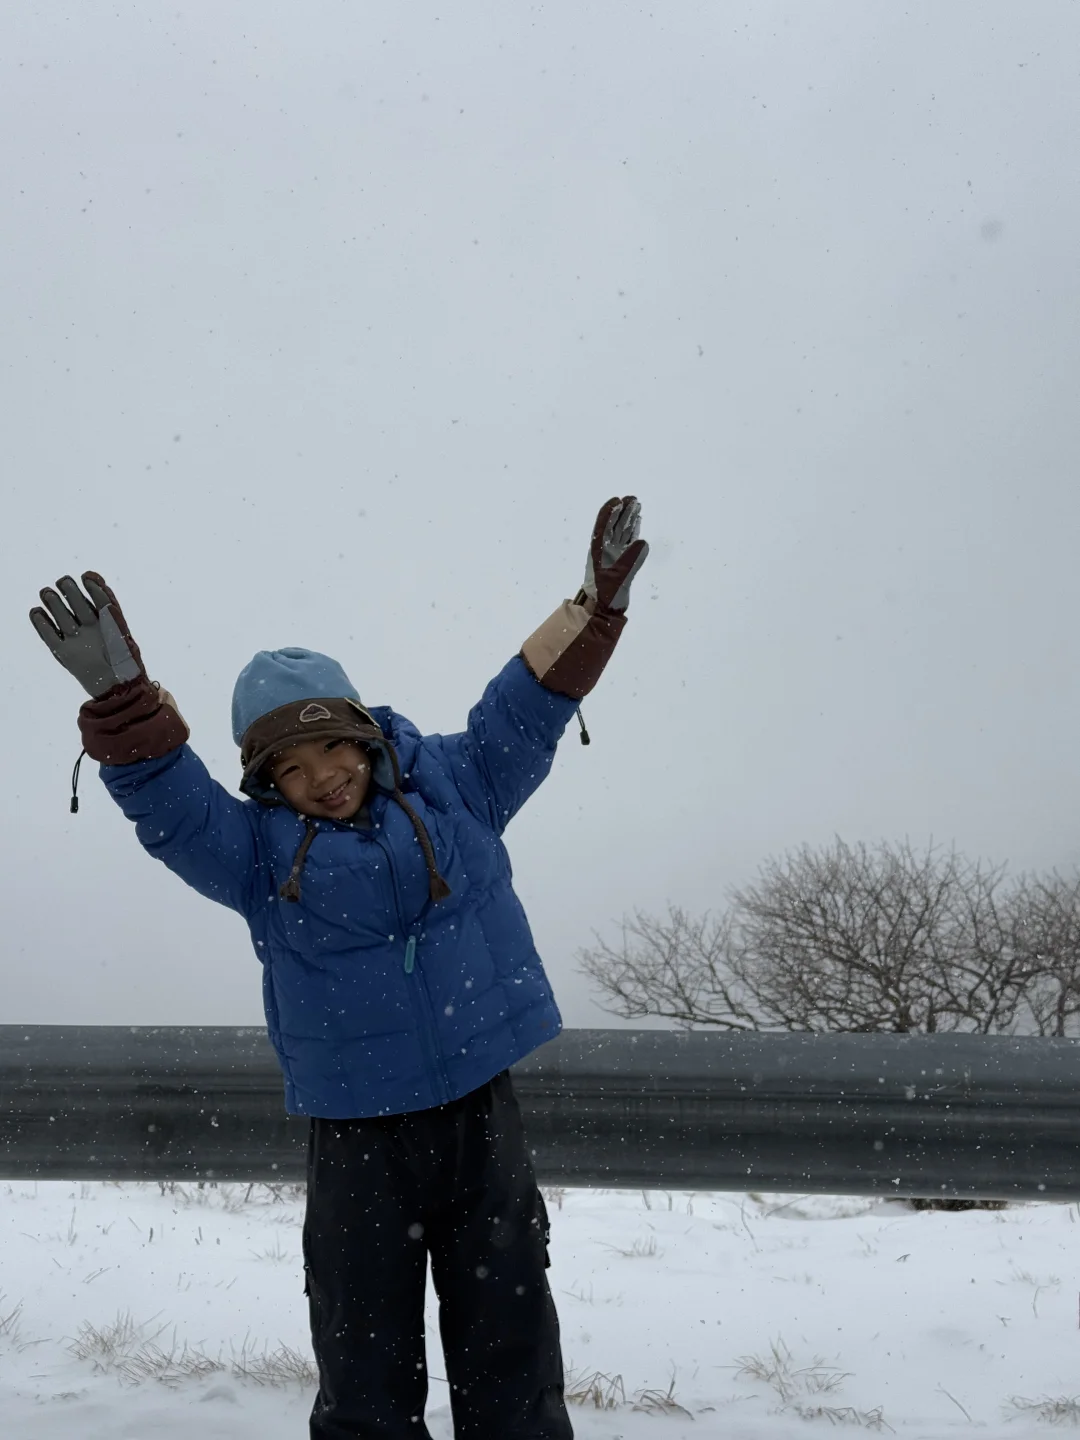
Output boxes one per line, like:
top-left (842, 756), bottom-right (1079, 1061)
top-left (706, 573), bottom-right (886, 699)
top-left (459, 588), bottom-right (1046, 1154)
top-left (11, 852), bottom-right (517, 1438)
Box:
top-left (277, 764), bottom-right (298, 779)
top-left (325, 739), bottom-right (342, 752)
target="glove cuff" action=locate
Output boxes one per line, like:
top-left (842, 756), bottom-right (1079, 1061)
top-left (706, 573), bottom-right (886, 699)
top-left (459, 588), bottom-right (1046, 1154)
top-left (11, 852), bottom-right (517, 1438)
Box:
top-left (79, 676), bottom-right (190, 765)
top-left (520, 595), bottom-right (628, 701)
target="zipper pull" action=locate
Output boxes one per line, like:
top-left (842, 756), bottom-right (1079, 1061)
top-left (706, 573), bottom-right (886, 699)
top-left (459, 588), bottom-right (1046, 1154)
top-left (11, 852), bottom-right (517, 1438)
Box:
top-left (404, 935), bottom-right (417, 974)
top-left (576, 706), bottom-right (591, 746)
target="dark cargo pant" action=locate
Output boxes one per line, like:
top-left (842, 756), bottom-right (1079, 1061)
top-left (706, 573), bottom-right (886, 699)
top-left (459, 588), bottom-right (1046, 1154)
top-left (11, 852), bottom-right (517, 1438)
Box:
top-left (303, 1070), bottom-right (573, 1439)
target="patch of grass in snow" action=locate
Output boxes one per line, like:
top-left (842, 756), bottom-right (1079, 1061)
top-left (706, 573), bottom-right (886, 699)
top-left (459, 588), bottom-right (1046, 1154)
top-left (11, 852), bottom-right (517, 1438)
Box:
top-left (639, 1189), bottom-right (698, 1215)
top-left (155, 1180), bottom-right (306, 1212)
top-left (33, 1206), bottom-right (81, 1246)
top-left (736, 1336), bottom-right (848, 1404)
top-left (68, 1312), bottom-right (317, 1391)
top-left (565, 1367), bottom-right (626, 1410)
top-left (1007, 1395), bottom-right (1080, 1425)
top-left (250, 1236), bottom-right (292, 1263)
top-left (746, 1193), bottom-right (882, 1223)
top-left (734, 1336), bottom-right (891, 1430)
top-left (632, 1374), bottom-right (694, 1418)
top-left (601, 1233), bottom-right (661, 1259)
top-left (998, 1266), bottom-right (1061, 1317)
top-left (793, 1403), bottom-right (893, 1430)
top-left (1006, 1265), bottom-right (1060, 1288)
top-left (566, 1366), bottom-right (696, 1419)
top-left (0, 1294), bottom-right (24, 1346)
top-left (117, 1341), bottom-right (226, 1388)
top-left (232, 1338), bottom-right (318, 1388)
top-left (562, 1282), bottom-right (624, 1306)
top-left (70, 1311), bottom-right (168, 1367)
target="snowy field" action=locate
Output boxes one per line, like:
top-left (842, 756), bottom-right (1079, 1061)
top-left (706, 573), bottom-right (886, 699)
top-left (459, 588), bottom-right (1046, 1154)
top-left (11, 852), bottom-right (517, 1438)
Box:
top-left (1, 1181), bottom-right (1079, 1438)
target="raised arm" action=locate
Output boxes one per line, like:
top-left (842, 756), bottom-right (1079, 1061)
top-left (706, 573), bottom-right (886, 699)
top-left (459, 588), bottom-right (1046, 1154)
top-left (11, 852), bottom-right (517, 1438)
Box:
top-left (30, 572), bottom-right (263, 916)
top-left (436, 497), bottom-right (649, 831)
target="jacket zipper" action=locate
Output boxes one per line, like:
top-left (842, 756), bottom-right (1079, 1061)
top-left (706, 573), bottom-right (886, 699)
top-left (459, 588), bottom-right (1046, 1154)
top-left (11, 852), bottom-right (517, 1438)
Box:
top-left (375, 830), bottom-right (451, 1104)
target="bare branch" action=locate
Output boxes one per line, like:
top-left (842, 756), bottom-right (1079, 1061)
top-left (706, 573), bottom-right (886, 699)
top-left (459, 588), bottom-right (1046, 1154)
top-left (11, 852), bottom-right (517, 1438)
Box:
top-left (578, 905), bottom-right (762, 1029)
top-left (580, 839), bottom-right (1080, 1036)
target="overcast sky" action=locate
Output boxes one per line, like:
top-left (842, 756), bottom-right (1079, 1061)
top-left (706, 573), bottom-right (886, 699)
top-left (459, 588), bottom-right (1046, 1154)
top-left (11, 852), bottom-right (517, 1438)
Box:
top-left (3, 2), bottom-right (1079, 1027)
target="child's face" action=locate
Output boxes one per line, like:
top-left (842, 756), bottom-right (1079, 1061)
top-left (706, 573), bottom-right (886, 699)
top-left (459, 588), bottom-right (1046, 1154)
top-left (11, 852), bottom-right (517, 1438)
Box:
top-left (267, 737), bottom-right (371, 819)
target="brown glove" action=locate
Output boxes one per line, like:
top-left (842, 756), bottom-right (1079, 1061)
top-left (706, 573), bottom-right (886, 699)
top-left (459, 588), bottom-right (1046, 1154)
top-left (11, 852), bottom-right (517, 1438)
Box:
top-left (30, 572), bottom-right (188, 765)
top-left (521, 497), bottom-right (649, 701)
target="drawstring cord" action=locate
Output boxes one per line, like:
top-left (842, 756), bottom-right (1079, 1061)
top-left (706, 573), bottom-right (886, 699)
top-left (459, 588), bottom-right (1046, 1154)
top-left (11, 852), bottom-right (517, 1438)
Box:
top-left (279, 821), bottom-right (319, 902)
top-left (576, 706), bottom-right (590, 745)
top-left (382, 742), bottom-right (453, 903)
top-left (392, 788), bottom-right (453, 903)
top-left (70, 749), bottom-right (87, 814)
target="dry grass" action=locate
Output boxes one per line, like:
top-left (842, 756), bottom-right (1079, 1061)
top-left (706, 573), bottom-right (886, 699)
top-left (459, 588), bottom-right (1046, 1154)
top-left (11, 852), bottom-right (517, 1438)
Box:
top-left (565, 1367), bottom-right (626, 1409)
top-left (0, 1294), bottom-right (24, 1346)
top-left (116, 1341), bottom-right (225, 1388)
top-left (601, 1233), bottom-right (660, 1260)
top-left (566, 1365), bottom-right (698, 1419)
top-left (156, 1181), bottom-right (306, 1213)
top-left (562, 1282), bottom-right (624, 1307)
top-left (232, 1339), bottom-right (318, 1388)
top-left (70, 1311), bottom-right (167, 1367)
top-left (794, 1403), bottom-right (893, 1430)
top-left (639, 1190), bottom-right (698, 1215)
top-left (68, 1312), bottom-right (316, 1390)
top-left (733, 1335), bottom-right (891, 1429)
top-left (632, 1374), bottom-right (693, 1417)
top-left (1007, 1394), bottom-right (1080, 1425)
top-left (735, 1336), bottom-right (848, 1404)
top-left (250, 1236), bottom-right (292, 1263)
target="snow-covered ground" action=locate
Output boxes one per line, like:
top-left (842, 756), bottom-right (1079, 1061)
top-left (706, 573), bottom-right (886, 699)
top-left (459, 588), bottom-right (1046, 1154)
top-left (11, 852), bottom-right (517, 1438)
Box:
top-left (1, 1180), bottom-right (1078, 1438)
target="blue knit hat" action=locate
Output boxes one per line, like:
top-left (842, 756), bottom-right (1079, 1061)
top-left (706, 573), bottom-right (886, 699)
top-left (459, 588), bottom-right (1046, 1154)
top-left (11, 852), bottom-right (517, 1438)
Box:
top-left (232, 648), bottom-right (362, 746)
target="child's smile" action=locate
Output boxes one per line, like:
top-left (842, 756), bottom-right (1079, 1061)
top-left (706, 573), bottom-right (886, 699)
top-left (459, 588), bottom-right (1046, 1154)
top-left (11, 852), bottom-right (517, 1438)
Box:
top-left (318, 778), bottom-right (353, 811)
top-left (268, 737), bottom-right (372, 820)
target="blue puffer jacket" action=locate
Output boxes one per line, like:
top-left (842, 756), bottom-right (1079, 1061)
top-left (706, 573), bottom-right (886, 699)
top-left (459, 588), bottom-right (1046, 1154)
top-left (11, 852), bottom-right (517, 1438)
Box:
top-left (102, 656), bottom-right (578, 1118)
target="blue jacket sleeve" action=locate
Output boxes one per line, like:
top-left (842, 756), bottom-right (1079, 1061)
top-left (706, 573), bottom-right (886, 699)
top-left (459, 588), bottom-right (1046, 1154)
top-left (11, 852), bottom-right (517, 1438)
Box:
top-left (431, 655), bottom-right (579, 834)
top-left (101, 745), bottom-right (264, 917)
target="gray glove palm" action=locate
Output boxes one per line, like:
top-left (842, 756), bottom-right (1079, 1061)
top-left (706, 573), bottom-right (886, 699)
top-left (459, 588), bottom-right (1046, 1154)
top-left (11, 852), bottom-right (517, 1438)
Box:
top-left (30, 573), bottom-right (145, 699)
top-left (581, 496), bottom-right (649, 612)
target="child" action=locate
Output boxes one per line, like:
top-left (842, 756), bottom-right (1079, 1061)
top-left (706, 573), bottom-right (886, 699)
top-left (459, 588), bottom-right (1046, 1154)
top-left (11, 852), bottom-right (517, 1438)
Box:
top-left (30, 496), bottom-right (648, 1440)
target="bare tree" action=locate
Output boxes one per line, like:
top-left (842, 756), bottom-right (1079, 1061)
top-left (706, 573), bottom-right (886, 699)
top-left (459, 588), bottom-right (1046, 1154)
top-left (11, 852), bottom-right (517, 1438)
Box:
top-left (1008, 871), bottom-right (1080, 1036)
top-left (932, 859), bottom-right (1035, 1034)
top-left (725, 839), bottom-right (1032, 1033)
top-left (577, 904), bottom-right (760, 1030)
top-left (580, 839), bottom-right (1036, 1034)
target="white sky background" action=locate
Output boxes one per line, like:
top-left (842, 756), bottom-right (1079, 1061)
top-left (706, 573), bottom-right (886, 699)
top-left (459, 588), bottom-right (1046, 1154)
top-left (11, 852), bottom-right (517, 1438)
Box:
top-left (3, 2), bottom-right (1080, 1027)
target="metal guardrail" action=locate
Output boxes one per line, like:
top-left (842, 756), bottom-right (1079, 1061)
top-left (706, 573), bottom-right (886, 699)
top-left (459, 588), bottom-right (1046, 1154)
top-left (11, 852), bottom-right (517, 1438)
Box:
top-left (2, 1026), bottom-right (1080, 1199)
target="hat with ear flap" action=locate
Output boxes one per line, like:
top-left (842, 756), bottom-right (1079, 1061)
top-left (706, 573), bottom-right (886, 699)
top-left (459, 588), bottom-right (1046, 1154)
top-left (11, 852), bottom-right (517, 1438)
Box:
top-left (232, 647), bottom-right (396, 801)
top-left (231, 646), bottom-right (451, 906)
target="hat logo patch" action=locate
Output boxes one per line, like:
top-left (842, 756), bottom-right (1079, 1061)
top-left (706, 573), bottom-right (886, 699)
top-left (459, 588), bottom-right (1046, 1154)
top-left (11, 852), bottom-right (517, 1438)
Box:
top-left (299, 703), bottom-right (333, 724)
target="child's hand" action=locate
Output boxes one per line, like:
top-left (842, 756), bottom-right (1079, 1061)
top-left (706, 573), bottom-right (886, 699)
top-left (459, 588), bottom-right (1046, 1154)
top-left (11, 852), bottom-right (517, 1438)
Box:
top-left (30, 572), bottom-right (147, 698)
top-left (580, 496), bottom-right (650, 612)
